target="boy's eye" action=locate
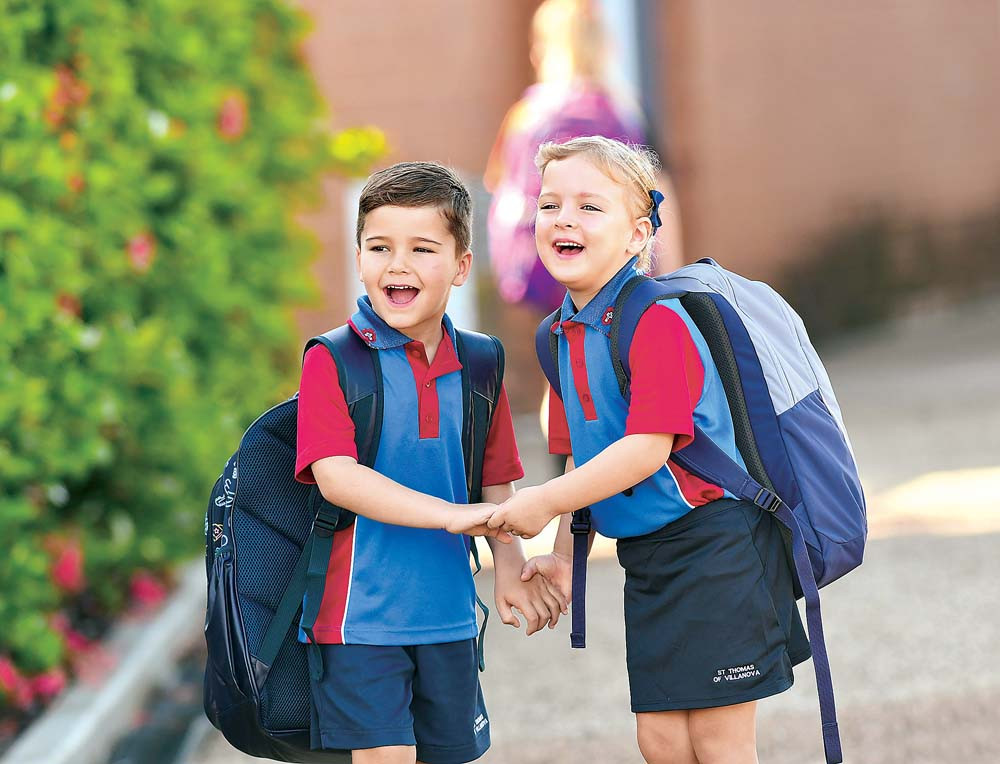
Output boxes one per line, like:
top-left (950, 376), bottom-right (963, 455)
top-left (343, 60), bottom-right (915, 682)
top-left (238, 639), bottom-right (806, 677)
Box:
top-left (370, 245), bottom-right (389, 252)
top-left (413, 247), bottom-right (434, 253)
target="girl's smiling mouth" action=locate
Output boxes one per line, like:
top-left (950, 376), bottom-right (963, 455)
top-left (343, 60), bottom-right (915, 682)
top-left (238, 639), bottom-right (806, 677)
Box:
top-left (553, 239), bottom-right (585, 257)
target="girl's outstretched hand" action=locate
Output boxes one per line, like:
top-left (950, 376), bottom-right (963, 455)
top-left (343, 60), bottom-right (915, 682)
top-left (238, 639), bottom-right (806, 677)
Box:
top-left (445, 503), bottom-right (513, 542)
top-left (521, 551), bottom-right (572, 602)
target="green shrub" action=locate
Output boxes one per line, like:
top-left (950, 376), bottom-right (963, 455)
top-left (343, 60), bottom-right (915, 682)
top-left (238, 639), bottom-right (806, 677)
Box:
top-left (0, 0), bottom-right (384, 709)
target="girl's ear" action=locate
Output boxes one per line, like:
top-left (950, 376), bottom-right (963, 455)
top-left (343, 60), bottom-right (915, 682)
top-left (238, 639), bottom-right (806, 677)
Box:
top-left (627, 217), bottom-right (654, 256)
top-left (452, 250), bottom-right (473, 286)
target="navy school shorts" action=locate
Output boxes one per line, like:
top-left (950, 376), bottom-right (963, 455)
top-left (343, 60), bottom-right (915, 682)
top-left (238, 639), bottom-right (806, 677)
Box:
top-left (309, 638), bottom-right (489, 764)
top-left (616, 498), bottom-right (812, 712)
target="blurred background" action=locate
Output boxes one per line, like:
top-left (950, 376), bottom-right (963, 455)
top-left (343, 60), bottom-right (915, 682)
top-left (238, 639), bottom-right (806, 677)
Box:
top-left (1, 1), bottom-right (998, 763)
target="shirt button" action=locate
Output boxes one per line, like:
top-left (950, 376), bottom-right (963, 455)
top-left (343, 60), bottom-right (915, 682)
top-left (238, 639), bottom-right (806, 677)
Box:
top-left (425, 381), bottom-right (432, 388)
top-left (424, 415), bottom-right (433, 423)
top-left (582, 394), bottom-right (591, 403)
top-left (574, 359), bottom-right (584, 367)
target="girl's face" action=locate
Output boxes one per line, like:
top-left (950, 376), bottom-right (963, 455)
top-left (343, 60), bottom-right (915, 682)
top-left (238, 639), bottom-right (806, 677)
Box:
top-left (535, 154), bottom-right (650, 309)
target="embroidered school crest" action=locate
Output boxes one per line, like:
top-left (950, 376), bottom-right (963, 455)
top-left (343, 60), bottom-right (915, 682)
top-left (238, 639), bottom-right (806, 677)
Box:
top-left (602, 307), bottom-right (615, 325)
top-left (361, 328), bottom-right (377, 344)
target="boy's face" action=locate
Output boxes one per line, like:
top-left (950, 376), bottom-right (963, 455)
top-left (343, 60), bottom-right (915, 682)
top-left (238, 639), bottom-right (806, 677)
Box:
top-left (356, 205), bottom-right (472, 344)
top-left (535, 154), bottom-right (649, 308)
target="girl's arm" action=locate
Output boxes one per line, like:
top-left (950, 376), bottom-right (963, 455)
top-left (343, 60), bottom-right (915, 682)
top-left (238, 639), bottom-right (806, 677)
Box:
top-left (488, 434), bottom-right (674, 538)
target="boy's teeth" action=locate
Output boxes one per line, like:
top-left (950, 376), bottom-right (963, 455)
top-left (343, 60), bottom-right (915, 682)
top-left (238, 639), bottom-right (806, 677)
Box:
top-left (385, 285), bottom-right (418, 305)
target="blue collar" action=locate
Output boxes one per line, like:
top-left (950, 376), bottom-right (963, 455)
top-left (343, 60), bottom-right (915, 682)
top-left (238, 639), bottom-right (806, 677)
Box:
top-left (349, 296), bottom-right (457, 350)
top-left (554, 257), bottom-right (641, 336)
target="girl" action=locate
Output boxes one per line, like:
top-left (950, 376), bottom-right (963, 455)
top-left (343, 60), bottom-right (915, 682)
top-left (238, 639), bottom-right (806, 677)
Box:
top-left (488, 136), bottom-right (810, 764)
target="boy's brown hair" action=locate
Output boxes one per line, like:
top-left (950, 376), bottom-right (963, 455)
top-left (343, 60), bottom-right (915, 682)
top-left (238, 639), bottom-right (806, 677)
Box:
top-left (356, 162), bottom-right (473, 254)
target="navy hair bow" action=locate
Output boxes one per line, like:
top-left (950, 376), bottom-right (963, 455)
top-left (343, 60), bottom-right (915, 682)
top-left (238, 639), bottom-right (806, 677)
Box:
top-left (648, 189), bottom-right (665, 234)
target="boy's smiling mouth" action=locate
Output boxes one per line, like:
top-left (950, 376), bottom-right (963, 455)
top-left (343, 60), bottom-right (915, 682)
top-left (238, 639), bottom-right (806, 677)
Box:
top-left (553, 239), bottom-right (585, 257)
top-left (383, 284), bottom-right (420, 306)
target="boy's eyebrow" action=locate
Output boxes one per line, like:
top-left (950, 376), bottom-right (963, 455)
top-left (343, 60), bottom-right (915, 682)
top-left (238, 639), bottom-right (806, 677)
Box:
top-left (363, 235), bottom-right (443, 246)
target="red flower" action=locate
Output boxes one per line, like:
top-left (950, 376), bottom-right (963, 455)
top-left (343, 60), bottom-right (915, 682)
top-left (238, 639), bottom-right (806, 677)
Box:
top-left (130, 570), bottom-right (167, 610)
top-left (127, 232), bottom-right (156, 272)
top-left (44, 65), bottom-right (89, 129)
top-left (30, 669), bottom-right (67, 701)
top-left (55, 292), bottom-right (82, 317)
top-left (47, 537), bottom-right (86, 594)
top-left (217, 91), bottom-right (248, 141)
top-left (0, 656), bottom-right (34, 711)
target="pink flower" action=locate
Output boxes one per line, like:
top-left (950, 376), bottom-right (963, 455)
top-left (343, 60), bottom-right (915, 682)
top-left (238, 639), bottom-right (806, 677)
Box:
top-left (30, 669), bottom-right (67, 701)
top-left (49, 537), bottom-right (85, 594)
top-left (130, 570), bottom-right (167, 610)
top-left (50, 612), bottom-right (93, 654)
top-left (217, 91), bottom-right (248, 140)
top-left (127, 232), bottom-right (156, 272)
top-left (0, 656), bottom-right (35, 710)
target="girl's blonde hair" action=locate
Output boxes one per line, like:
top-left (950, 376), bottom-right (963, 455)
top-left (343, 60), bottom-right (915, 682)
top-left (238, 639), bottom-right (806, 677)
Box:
top-left (535, 136), bottom-right (661, 271)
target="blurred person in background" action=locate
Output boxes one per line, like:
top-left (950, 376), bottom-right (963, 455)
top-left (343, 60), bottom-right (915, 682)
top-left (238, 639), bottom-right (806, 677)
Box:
top-left (484, 0), bottom-right (681, 429)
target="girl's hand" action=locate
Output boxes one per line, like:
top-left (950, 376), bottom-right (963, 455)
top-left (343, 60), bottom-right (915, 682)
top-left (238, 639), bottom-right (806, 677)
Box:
top-left (486, 486), bottom-right (560, 540)
top-left (443, 504), bottom-right (513, 543)
top-left (521, 551), bottom-right (573, 602)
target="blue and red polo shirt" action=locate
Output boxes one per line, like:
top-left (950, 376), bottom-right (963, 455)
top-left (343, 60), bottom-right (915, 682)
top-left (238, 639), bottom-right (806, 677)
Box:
top-left (547, 258), bottom-right (747, 538)
top-left (295, 297), bottom-right (523, 645)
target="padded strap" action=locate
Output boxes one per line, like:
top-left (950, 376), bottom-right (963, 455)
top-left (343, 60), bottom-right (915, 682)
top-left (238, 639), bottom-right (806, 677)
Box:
top-left (535, 309), bottom-right (562, 399)
top-left (455, 328), bottom-right (505, 671)
top-left (569, 508), bottom-right (592, 648)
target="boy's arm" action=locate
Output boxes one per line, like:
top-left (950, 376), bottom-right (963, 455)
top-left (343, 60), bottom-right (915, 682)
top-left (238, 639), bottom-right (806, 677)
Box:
top-left (311, 456), bottom-right (503, 536)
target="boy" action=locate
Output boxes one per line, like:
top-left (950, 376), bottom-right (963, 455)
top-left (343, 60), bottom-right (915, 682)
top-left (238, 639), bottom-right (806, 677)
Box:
top-left (295, 161), bottom-right (566, 764)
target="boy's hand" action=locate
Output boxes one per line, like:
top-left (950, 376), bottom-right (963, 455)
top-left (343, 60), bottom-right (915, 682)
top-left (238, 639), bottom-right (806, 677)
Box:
top-left (443, 504), bottom-right (513, 543)
top-left (521, 551), bottom-right (573, 602)
top-left (486, 486), bottom-right (559, 540)
top-left (495, 557), bottom-right (568, 635)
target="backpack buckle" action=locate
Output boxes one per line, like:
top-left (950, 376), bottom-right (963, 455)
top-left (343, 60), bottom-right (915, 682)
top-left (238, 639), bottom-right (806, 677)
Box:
top-left (754, 488), bottom-right (783, 513)
top-left (570, 508), bottom-right (592, 535)
top-left (312, 509), bottom-right (340, 538)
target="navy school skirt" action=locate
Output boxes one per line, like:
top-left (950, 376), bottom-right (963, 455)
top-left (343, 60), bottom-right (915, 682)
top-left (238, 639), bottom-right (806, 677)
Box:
top-left (616, 498), bottom-right (812, 712)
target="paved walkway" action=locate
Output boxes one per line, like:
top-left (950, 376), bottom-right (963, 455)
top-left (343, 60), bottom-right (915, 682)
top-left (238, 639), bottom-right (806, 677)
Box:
top-left (190, 294), bottom-right (1000, 763)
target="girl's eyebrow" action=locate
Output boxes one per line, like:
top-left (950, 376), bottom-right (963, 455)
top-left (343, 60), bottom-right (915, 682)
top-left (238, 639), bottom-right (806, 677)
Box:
top-left (537, 190), bottom-right (611, 203)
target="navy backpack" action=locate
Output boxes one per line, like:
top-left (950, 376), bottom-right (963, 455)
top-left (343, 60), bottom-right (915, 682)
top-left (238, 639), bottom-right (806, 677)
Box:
top-left (536, 258), bottom-right (866, 764)
top-left (204, 325), bottom-right (504, 762)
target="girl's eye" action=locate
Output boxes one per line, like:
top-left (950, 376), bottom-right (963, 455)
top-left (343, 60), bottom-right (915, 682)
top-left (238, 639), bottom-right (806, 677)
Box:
top-left (581, 204), bottom-right (601, 212)
top-left (539, 202), bottom-right (558, 210)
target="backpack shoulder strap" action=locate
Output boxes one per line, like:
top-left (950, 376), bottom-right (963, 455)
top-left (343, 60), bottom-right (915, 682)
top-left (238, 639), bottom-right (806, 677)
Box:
top-left (306, 325), bottom-right (382, 468)
top-left (534, 308), bottom-right (562, 398)
top-left (454, 327), bottom-right (504, 672)
top-left (454, 328), bottom-right (503, 505)
top-left (608, 275), bottom-right (686, 399)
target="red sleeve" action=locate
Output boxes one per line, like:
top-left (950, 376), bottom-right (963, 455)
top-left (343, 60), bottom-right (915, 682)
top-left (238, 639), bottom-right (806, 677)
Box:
top-left (546, 385), bottom-right (573, 455)
top-left (295, 345), bottom-right (358, 484)
top-left (481, 384), bottom-right (525, 486)
top-left (624, 304), bottom-right (705, 451)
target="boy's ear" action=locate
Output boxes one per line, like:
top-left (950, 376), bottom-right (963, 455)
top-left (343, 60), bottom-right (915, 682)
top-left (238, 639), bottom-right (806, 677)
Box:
top-left (355, 245), bottom-right (363, 282)
top-left (627, 218), bottom-right (653, 256)
top-left (452, 250), bottom-right (473, 287)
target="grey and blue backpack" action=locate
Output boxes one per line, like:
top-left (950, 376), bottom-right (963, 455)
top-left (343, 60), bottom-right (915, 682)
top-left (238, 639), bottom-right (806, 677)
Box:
top-left (536, 258), bottom-right (866, 764)
top-left (204, 325), bottom-right (504, 762)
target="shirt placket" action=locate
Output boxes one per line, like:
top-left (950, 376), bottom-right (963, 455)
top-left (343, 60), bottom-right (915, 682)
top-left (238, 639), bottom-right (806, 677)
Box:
top-left (562, 321), bottom-right (598, 421)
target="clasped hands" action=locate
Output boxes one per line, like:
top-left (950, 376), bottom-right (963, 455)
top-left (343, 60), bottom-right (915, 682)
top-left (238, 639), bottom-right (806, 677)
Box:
top-left (447, 485), bottom-right (560, 542)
